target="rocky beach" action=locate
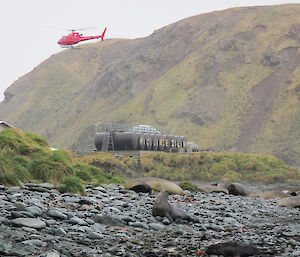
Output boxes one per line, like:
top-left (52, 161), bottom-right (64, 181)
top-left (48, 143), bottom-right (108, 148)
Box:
top-left (0, 182), bottom-right (299, 257)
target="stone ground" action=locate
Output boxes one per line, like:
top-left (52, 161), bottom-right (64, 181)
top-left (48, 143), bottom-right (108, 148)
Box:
top-left (0, 182), bottom-right (299, 257)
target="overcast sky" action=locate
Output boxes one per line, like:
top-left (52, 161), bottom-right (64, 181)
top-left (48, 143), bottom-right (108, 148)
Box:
top-left (0, 0), bottom-right (299, 102)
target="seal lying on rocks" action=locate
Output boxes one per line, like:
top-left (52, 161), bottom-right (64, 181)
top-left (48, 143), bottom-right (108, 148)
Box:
top-left (227, 183), bottom-right (250, 196)
top-left (278, 195), bottom-right (300, 207)
top-left (249, 190), bottom-right (290, 199)
top-left (124, 177), bottom-right (184, 195)
top-left (152, 190), bottom-right (193, 223)
top-left (129, 184), bottom-right (152, 193)
top-left (205, 241), bottom-right (258, 257)
top-left (198, 184), bottom-right (229, 194)
top-left (283, 187), bottom-right (300, 196)
top-left (217, 179), bottom-right (250, 196)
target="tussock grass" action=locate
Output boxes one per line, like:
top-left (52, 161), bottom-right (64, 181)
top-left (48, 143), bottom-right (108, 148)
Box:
top-left (60, 176), bottom-right (85, 195)
top-left (0, 128), bottom-right (126, 188)
top-left (138, 152), bottom-right (300, 183)
top-left (0, 128), bottom-right (50, 158)
top-left (29, 159), bottom-right (73, 183)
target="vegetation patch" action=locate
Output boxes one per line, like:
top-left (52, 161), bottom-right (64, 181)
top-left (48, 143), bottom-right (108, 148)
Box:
top-left (179, 181), bottom-right (199, 192)
top-left (0, 128), bottom-right (126, 187)
top-left (60, 176), bottom-right (85, 195)
top-left (0, 128), bottom-right (50, 158)
top-left (137, 152), bottom-right (300, 183)
top-left (29, 158), bottom-right (73, 183)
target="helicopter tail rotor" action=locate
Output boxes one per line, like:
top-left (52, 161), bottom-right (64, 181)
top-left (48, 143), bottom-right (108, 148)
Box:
top-left (100, 28), bottom-right (107, 41)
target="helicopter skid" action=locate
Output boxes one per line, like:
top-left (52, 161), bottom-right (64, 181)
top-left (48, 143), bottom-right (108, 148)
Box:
top-left (60, 45), bottom-right (75, 49)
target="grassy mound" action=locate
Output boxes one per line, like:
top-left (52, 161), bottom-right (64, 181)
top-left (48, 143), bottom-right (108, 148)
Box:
top-left (138, 152), bottom-right (300, 183)
top-left (75, 151), bottom-right (299, 183)
top-left (0, 128), bottom-right (125, 190)
top-left (0, 128), bottom-right (50, 158)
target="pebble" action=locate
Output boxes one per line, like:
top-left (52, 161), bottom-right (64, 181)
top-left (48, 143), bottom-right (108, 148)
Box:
top-left (12, 218), bottom-right (46, 229)
top-left (0, 182), bottom-right (299, 256)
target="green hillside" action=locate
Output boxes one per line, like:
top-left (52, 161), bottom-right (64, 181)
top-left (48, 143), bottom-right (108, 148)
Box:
top-left (0, 4), bottom-right (300, 167)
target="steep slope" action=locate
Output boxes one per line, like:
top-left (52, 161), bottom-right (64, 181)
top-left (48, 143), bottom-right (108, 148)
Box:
top-left (1, 4), bottom-right (300, 166)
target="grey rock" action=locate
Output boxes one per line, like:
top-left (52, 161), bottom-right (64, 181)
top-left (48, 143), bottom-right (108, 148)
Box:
top-left (14, 202), bottom-right (26, 210)
top-left (0, 217), bottom-right (10, 225)
top-left (93, 214), bottom-right (124, 226)
top-left (43, 249), bottom-right (61, 257)
top-left (162, 217), bottom-right (171, 225)
top-left (149, 223), bottom-right (165, 231)
top-left (85, 217), bottom-right (95, 224)
top-left (88, 232), bottom-right (104, 239)
top-left (12, 218), bottom-right (46, 229)
top-left (291, 250), bottom-right (300, 256)
top-left (6, 186), bottom-right (21, 193)
top-left (22, 239), bottom-right (47, 247)
top-left (55, 227), bottom-right (67, 235)
top-left (129, 221), bottom-right (149, 229)
top-left (47, 208), bottom-right (68, 220)
top-left (121, 215), bottom-right (135, 223)
top-left (69, 216), bottom-right (88, 226)
top-left (26, 206), bottom-right (43, 216)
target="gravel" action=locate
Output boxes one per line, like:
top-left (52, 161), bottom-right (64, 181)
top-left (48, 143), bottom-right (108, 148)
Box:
top-left (0, 182), bottom-right (299, 256)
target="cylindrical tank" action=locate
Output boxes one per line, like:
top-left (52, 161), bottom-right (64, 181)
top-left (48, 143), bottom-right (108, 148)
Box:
top-left (174, 136), bottom-right (180, 148)
top-left (144, 134), bottom-right (153, 150)
top-left (168, 135), bottom-right (175, 148)
top-left (157, 135), bottom-right (165, 151)
top-left (177, 136), bottom-right (183, 148)
top-left (137, 133), bottom-right (146, 150)
top-left (95, 132), bottom-right (110, 151)
top-left (151, 134), bottom-right (159, 151)
top-left (179, 136), bottom-right (187, 148)
top-left (162, 135), bottom-right (170, 150)
top-left (112, 132), bottom-right (138, 150)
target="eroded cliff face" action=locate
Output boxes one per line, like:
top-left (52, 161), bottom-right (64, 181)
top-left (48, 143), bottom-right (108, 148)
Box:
top-left (1, 4), bottom-right (300, 166)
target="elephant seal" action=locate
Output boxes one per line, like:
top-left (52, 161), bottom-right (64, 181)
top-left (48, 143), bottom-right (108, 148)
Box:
top-left (128, 184), bottom-right (152, 193)
top-left (124, 177), bottom-right (184, 195)
top-left (205, 241), bottom-right (258, 257)
top-left (152, 190), bottom-right (193, 223)
top-left (217, 179), bottom-right (250, 196)
top-left (198, 184), bottom-right (229, 194)
top-left (278, 195), bottom-right (300, 207)
top-left (227, 183), bottom-right (250, 196)
top-left (249, 190), bottom-right (290, 199)
top-left (282, 187), bottom-right (300, 196)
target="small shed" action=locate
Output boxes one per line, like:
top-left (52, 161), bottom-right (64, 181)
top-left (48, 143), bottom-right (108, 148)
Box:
top-left (0, 120), bottom-right (14, 132)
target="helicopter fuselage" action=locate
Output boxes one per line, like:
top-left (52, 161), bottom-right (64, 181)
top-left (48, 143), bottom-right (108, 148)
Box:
top-left (57, 28), bottom-right (107, 48)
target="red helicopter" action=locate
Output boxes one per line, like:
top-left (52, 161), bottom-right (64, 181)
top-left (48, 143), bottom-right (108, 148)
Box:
top-left (58, 27), bottom-right (107, 48)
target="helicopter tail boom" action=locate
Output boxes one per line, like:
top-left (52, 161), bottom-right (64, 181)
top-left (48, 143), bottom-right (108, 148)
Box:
top-left (101, 28), bottom-right (107, 41)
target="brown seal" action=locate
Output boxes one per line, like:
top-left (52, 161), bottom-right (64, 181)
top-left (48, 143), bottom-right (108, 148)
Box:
top-left (249, 190), bottom-right (290, 199)
top-left (227, 183), bottom-right (250, 196)
top-left (217, 179), bottom-right (250, 196)
top-left (124, 177), bottom-right (184, 195)
top-left (152, 190), bottom-right (193, 223)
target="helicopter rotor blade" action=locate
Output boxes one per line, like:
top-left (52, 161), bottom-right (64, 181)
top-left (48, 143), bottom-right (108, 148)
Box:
top-left (68, 27), bottom-right (97, 32)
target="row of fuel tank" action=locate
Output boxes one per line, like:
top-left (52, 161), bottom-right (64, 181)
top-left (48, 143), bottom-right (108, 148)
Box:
top-left (95, 131), bottom-right (187, 151)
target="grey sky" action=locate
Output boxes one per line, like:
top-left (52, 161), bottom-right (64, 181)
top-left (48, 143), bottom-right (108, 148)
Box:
top-left (0, 0), bottom-right (299, 102)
